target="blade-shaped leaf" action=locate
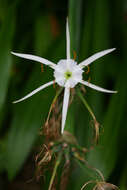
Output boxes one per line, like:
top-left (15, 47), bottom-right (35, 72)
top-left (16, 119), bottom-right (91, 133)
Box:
top-left (0, 8), bottom-right (15, 114)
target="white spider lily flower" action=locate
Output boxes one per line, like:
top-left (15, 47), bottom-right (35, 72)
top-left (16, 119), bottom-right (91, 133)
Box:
top-left (12, 18), bottom-right (117, 133)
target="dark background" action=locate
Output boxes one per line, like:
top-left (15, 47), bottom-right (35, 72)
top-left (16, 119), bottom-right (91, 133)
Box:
top-left (0, 0), bottom-right (127, 189)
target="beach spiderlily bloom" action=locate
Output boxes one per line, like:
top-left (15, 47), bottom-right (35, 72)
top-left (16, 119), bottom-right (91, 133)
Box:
top-left (12, 19), bottom-right (117, 134)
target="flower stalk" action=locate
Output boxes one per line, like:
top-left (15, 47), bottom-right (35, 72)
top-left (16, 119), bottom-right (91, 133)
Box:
top-left (77, 88), bottom-right (100, 142)
top-left (48, 153), bottom-right (62, 190)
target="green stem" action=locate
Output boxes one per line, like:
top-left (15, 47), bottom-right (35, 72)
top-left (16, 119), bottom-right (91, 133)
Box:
top-left (77, 88), bottom-right (96, 121)
top-left (48, 154), bottom-right (62, 190)
top-left (46, 87), bottom-right (63, 125)
top-left (74, 158), bottom-right (96, 180)
top-left (53, 87), bottom-right (63, 104)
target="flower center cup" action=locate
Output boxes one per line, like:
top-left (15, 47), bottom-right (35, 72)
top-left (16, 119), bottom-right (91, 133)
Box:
top-left (64, 71), bottom-right (72, 79)
top-left (54, 59), bottom-right (83, 88)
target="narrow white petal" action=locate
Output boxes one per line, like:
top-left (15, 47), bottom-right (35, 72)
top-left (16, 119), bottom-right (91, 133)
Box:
top-left (66, 18), bottom-right (70, 59)
top-left (80, 80), bottom-right (117, 93)
top-left (13, 81), bottom-right (54, 103)
top-left (11, 52), bottom-right (56, 69)
top-left (61, 87), bottom-right (70, 133)
top-left (79, 48), bottom-right (116, 68)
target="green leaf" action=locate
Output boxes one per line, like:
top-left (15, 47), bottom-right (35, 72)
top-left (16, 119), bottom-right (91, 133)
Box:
top-left (0, 138), bottom-right (7, 173)
top-left (0, 7), bottom-right (15, 114)
top-left (120, 162), bottom-right (127, 190)
top-left (34, 15), bottom-right (55, 55)
top-left (68, 0), bottom-right (83, 59)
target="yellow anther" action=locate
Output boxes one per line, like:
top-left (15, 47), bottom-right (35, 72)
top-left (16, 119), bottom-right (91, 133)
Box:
top-left (73, 50), bottom-right (77, 60)
top-left (41, 65), bottom-right (44, 72)
top-left (53, 80), bottom-right (56, 89)
top-left (86, 66), bottom-right (90, 74)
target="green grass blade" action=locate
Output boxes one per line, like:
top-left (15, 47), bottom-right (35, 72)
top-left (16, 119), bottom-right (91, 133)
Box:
top-left (0, 7), bottom-right (15, 113)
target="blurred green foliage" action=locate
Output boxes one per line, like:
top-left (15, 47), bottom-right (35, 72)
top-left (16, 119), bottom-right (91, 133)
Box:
top-left (0, 0), bottom-right (127, 189)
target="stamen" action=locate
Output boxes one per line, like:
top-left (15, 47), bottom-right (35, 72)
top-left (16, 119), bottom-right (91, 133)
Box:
top-left (41, 65), bottom-right (44, 72)
top-left (53, 80), bottom-right (56, 88)
top-left (86, 66), bottom-right (90, 74)
top-left (73, 50), bottom-right (77, 60)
